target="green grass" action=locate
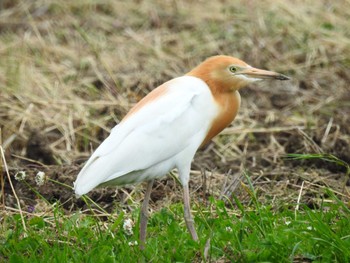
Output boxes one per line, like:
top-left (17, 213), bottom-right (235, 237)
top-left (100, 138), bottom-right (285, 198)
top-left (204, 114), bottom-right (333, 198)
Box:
top-left (1, 189), bottom-right (350, 262)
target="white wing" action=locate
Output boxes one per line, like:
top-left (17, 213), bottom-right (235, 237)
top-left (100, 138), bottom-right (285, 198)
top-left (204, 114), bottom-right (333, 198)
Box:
top-left (74, 76), bottom-right (218, 196)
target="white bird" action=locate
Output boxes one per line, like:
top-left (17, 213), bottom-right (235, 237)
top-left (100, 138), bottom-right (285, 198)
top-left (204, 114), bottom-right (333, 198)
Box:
top-left (74, 55), bottom-right (289, 248)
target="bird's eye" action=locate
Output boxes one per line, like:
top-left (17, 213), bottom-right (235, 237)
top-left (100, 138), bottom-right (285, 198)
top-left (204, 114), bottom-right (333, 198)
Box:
top-left (229, 66), bottom-right (237, 73)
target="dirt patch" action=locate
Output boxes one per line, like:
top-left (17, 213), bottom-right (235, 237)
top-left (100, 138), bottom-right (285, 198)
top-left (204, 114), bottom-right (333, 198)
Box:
top-left (2, 154), bottom-right (349, 216)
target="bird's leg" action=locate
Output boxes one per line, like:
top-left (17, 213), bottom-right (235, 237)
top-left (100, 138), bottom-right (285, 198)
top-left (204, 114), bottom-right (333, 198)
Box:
top-left (139, 179), bottom-right (154, 250)
top-left (183, 183), bottom-right (199, 241)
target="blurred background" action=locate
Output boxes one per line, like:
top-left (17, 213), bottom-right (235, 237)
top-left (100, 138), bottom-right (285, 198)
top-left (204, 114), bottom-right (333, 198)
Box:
top-left (1, 0), bottom-right (349, 210)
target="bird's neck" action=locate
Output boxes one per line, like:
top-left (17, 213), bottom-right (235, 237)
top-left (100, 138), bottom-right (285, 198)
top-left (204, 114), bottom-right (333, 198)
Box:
top-left (186, 65), bottom-right (242, 146)
top-left (200, 90), bottom-right (241, 147)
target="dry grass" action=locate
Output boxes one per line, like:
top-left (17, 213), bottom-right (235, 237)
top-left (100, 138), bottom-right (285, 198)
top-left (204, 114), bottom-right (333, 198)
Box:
top-left (1, 0), bottom-right (349, 213)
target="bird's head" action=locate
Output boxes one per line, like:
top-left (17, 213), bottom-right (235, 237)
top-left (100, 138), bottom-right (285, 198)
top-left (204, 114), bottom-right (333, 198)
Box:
top-left (187, 55), bottom-right (289, 92)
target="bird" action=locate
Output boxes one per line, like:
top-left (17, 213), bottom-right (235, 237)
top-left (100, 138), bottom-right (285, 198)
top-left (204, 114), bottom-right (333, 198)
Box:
top-left (74, 55), bottom-right (289, 249)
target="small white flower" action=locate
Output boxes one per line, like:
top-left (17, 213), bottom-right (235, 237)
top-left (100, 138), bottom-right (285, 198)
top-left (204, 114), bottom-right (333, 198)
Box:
top-left (225, 226), bottom-right (233, 233)
top-left (307, 226), bottom-right (313, 230)
top-left (128, 240), bottom-right (138, 246)
top-left (123, 218), bottom-right (134, 236)
top-left (15, 171), bottom-right (27, 181)
top-left (285, 221), bottom-right (291, 226)
top-left (35, 171), bottom-right (46, 186)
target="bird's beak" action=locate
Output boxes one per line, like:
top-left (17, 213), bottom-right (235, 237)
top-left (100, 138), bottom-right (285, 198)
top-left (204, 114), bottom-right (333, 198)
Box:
top-left (239, 67), bottom-right (290, 81)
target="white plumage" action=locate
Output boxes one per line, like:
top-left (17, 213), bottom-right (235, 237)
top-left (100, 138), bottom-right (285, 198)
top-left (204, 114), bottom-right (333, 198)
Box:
top-left (74, 76), bottom-right (219, 196)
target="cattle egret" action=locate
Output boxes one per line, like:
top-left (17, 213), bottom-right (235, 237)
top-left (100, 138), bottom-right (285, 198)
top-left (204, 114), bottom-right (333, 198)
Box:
top-left (74, 55), bottom-right (289, 248)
